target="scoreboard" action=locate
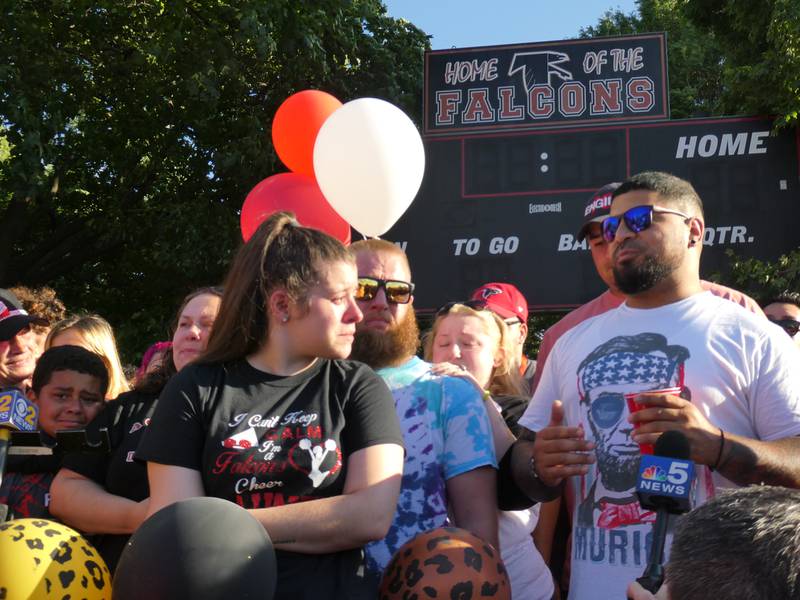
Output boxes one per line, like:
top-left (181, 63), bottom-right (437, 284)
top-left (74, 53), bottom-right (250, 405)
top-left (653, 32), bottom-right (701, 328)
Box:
top-left (384, 117), bottom-right (800, 311)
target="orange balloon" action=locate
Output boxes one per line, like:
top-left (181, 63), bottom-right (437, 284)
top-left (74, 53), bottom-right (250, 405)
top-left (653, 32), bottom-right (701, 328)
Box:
top-left (272, 90), bottom-right (342, 177)
top-left (240, 173), bottom-right (351, 244)
top-left (379, 527), bottom-right (511, 600)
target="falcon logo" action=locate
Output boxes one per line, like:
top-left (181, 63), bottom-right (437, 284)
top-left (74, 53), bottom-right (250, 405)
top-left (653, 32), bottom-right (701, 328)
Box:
top-left (479, 287), bottom-right (503, 299)
top-left (509, 51), bottom-right (573, 90)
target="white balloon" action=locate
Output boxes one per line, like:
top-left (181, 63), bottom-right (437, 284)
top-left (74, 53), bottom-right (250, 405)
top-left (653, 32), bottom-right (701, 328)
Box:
top-left (313, 98), bottom-right (425, 237)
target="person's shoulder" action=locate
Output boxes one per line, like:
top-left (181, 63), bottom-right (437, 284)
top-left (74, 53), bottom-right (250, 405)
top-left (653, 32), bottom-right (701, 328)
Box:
top-left (439, 375), bottom-right (484, 406)
top-left (554, 301), bottom-right (618, 349)
top-left (544, 290), bottom-right (621, 340)
top-left (375, 355), bottom-right (430, 382)
top-left (700, 293), bottom-right (781, 341)
top-left (113, 389), bottom-right (157, 407)
top-left (175, 361), bottom-right (229, 385)
top-left (701, 280), bottom-right (764, 316)
top-left (327, 358), bottom-right (384, 383)
top-left (101, 389), bottom-right (157, 423)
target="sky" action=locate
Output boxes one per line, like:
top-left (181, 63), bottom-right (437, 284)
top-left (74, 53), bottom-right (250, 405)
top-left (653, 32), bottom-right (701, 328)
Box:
top-left (383, 0), bottom-right (639, 49)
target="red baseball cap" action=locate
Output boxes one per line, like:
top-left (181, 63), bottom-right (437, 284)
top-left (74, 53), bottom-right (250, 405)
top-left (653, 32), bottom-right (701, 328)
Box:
top-left (470, 282), bottom-right (528, 323)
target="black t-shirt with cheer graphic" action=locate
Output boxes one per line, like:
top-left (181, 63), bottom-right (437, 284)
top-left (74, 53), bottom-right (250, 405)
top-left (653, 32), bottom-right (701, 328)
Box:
top-left (136, 357), bottom-right (403, 600)
top-left (61, 389), bottom-right (159, 571)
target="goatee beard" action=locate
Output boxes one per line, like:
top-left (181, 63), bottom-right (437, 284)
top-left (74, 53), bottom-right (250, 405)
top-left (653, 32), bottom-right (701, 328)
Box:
top-left (613, 255), bottom-right (674, 295)
top-left (350, 310), bottom-right (420, 369)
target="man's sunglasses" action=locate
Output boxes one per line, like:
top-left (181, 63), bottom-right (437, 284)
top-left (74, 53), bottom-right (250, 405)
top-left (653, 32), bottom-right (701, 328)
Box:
top-left (590, 392), bottom-right (626, 429)
top-left (356, 277), bottom-right (415, 304)
top-left (602, 205), bottom-right (691, 243)
top-left (437, 300), bottom-right (521, 325)
top-left (768, 317), bottom-right (800, 337)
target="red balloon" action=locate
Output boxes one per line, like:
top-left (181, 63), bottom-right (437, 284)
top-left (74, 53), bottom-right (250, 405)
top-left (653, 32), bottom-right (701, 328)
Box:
top-left (240, 173), bottom-right (351, 244)
top-left (272, 90), bottom-right (342, 177)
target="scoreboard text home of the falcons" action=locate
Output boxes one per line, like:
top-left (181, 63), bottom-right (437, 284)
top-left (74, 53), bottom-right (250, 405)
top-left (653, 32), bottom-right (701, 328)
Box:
top-left (384, 33), bottom-right (800, 311)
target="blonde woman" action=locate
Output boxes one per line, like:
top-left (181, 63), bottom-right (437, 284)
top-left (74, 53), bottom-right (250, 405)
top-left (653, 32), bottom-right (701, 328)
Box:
top-left (46, 314), bottom-right (130, 400)
top-left (425, 301), bottom-right (555, 600)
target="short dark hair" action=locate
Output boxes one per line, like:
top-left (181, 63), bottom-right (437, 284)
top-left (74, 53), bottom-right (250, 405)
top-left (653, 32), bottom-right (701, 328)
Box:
top-left (667, 486), bottom-right (800, 600)
top-left (32, 345), bottom-right (109, 397)
top-left (613, 171), bottom-right (704, 218)
top-left (763, 291), bottom-right (800, 310)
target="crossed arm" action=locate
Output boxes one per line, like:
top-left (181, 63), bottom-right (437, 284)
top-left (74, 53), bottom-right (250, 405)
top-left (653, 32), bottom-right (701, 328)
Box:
top-left (146, 443), bottom-right (404, 554)
top-left (50, 468), bottom-right (149, 534)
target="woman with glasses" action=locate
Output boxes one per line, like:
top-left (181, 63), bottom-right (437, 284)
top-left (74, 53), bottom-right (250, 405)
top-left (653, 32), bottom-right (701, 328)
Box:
top-left (136, 212), bottom-right (404, 600)
top-left (424, 302), bottom-right (555, 600)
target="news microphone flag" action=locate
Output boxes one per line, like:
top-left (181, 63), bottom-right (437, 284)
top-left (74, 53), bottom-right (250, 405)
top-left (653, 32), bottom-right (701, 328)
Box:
top-left (636, 432), bottom-right (695, 514)
top-left (1, 388), bottom-right (39, 515)
top-left (635, 430), bottom-right (696, 594)
top-left (0, 388), bottom-right (38, 434)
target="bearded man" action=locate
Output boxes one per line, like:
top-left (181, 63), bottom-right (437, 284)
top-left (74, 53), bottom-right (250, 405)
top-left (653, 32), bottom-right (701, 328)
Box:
top-left (349, 239), bottom-right (499, 581)
top-left (515, 171), bottom-right (800, 600)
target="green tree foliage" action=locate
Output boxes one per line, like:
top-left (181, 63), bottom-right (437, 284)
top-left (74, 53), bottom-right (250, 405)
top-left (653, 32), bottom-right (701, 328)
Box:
top-left (581, 0), bottom-right (800, 126)
top-left (712, 249), bottom-right (800, 303)
top-left (580, 0), bottom-right (725, 119)
top-left (684, 0), bottom-right (800, 129)
top-left (0, 0), bottom-right (429, 360)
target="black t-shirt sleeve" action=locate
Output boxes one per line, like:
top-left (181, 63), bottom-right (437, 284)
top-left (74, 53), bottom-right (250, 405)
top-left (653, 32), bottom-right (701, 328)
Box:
top-left (136, 367), bottom-right (208, 471)
top-left (340, 363), bottom-right (403, 457)
top-left (61, 400), bottom-right (120, 483)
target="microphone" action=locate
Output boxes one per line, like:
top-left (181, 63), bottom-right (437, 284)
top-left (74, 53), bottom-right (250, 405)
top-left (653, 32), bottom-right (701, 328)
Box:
top-left (634, 430), bottom-right (695, 594)
top-left (0, 388), bottom-right (39, 518)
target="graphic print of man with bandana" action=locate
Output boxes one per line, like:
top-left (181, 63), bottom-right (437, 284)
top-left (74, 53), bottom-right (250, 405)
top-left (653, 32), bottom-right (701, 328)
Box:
top-left (576, 332), bottom-right (689, 529)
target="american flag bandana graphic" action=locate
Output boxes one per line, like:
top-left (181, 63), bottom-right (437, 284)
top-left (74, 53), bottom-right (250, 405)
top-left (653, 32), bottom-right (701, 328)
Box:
top-left (579, 351), bottom-right (676, 393)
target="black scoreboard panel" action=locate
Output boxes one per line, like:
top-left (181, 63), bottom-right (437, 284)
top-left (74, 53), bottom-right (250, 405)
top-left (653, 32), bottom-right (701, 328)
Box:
top-left (384, 117), bottom-right (800, 312)
top-left (463, 128), bottom-right (627, 196)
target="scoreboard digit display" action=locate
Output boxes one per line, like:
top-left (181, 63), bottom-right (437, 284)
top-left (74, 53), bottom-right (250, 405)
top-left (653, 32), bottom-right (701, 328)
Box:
top-left (385, 117), bottom-right (800, 311)
top-left (463, 129), bottom-right (627, 196)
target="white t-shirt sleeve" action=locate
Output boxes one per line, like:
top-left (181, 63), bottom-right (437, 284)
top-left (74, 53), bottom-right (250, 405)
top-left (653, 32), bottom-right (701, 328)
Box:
top-left (750, 329), bottom-right (800, 440)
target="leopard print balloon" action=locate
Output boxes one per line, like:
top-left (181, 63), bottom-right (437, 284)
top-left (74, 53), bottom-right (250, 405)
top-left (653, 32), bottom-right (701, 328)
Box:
top-left (379, 527), bottom-right (511, 600)
top-left (0, 518), bottom-right (111, 599)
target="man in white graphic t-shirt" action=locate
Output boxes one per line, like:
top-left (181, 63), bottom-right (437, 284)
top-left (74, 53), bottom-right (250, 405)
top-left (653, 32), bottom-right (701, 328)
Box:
top-left (511, 171), bottom-right (800, 600)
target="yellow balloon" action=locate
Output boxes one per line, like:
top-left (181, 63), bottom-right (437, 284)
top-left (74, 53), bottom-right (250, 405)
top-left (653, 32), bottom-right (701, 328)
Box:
top-left (0, 518), bottom-right (111, 600)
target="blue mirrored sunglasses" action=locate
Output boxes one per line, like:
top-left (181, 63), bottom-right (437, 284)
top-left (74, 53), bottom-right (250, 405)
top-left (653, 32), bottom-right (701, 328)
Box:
top-left (602, 205), bottom-right (691, 243)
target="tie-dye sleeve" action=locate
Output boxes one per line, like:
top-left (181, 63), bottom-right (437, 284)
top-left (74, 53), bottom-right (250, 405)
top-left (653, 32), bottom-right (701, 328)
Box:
top-left (438, 376), bottom-right (498, 480)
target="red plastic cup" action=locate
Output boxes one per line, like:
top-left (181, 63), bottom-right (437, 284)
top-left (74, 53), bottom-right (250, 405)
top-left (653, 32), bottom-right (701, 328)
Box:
top-left (624, 387), bottom-right (682, 454)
